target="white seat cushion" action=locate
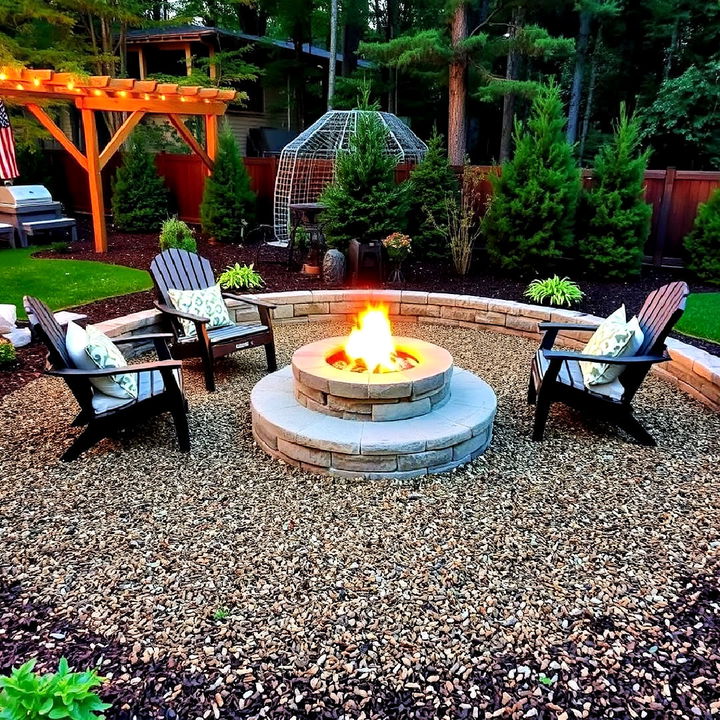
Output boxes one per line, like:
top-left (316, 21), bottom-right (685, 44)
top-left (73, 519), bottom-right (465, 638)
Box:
top-left (91, 368), bottom-right (181, 414)
top-left (66, 321), bottom-right (137, 399)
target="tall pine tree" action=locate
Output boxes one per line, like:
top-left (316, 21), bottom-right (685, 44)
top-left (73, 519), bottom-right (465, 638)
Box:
top-left (201, 126), bottom-right (256, 243)
top-left (484, 82), bottom-right (579, 276)
top-left (579, 105), bottom-right (651, 279)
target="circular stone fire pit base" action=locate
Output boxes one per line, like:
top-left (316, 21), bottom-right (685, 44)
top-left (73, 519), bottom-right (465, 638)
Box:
top-left (251, 366), bottom-right (497, 479)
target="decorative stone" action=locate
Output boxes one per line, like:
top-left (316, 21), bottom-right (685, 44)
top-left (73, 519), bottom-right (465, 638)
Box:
top-left (322, 249), bottom-right (346, 285)
top-left (250, 366), bottom-right (497, 479)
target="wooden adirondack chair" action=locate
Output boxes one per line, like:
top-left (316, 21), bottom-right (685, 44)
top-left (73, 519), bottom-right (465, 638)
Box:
top-left (25, 296), bottom-right (190, 461)
top-left (150, 249), bottom-right (277, 392)
top-left (528, 281), bottom-right (689, 445)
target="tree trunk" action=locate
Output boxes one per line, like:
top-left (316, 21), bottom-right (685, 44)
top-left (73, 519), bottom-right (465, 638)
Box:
top-left (342, 22), bottom-right (361, 76)
top-left (579, 27), bottom-right (601, 164)
top-left (663, 16), bottom-right (679, 79)
top-left (328, 0), bottom-right (338, 109)
top-left (499, 5), bottom-right (524, 162)
top-left (386, 0), bottom-right (399, 111)
top-left (448, 1), bottom-right (468, 165)
top-left (566, 9), bottom-right (591, 145)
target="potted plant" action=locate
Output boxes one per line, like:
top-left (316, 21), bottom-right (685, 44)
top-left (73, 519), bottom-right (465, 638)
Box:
top-left (382, 232), bottom-right (412, 284)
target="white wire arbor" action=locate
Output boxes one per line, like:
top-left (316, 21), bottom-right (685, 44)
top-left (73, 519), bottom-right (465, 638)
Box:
top-left (273, 110), bottom-right (427, 244)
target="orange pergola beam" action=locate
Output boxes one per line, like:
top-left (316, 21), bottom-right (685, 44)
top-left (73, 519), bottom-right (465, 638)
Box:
top-left (1, 66), bottom-right (235, 253)
top-left (167, 114), bottom-right (213, 172)
top-left (25, 104), bottom-right (87, 171)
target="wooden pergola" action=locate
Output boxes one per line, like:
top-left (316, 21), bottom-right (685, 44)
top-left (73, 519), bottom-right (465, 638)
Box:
top-left (0, 66), bottom-right (236, 252)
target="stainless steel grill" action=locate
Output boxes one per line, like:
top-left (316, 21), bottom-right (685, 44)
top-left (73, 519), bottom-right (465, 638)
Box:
top-left (0, 185), bottom-right (69, 247)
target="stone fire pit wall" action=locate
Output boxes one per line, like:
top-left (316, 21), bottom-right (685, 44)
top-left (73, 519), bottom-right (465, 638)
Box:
top-left (95, 290), bottom-right (720, 414)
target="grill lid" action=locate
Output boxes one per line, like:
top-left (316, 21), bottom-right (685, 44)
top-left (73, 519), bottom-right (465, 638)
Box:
top-left (0, 185), bottom-right (53, 207)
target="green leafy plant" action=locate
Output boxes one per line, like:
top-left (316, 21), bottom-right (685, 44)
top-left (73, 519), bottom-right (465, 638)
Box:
top-left (217, 263), bottom-right (264, 291)
top-left (320, 112), bottom-right (409, 252)
top-left (201, 126), bottom-right (256, 243)
top-left (407, 130), bottom-right (459, 260)
top-left (213, 607), bottom-right (230, 620)
top-left (111, 132), bottom-right (170, 233)
top-left (0, 338), bottom-right (16, 367)
top-left (50, 241), bottom-right (72, 254)
top-left (684, 188), bottom-right (720, 284)
top-left (484, 81), bottom-right (580, 276)
top-left (159, 218), bottom-right (197, 253)
top-left (578, 104), bottom-right (652, 280)
top-left (0, 658), bottom-right (111, 719)
top-left (524, 275), bottom-right (584, 307)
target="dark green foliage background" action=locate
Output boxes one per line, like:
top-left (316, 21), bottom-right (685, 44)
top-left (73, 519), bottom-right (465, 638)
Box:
top-left (684, 189), bottom-right (720, 284)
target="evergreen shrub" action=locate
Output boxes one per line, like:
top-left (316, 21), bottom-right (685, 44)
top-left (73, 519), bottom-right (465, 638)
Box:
top-left (684, 188), bottom-right (720, 284)
top-left (484, 82), bottom-right (580, 276)
top-left (320, 113), bottom-right (409, 252)
top-left (201, 127), bottom-right (256, 243)
top-left (111, 134), bottom-right (170, 233)
top-left (579, 105), bottom-right (652, 279)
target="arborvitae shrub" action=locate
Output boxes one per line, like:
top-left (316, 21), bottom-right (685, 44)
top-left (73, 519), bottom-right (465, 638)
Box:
top-left (111, 134), bottom-right (169, 232)
top-left (484, 82), bottom-right (580, 276)
top-left (201, 127), bottom-right (256, 243)
top-left (407, 130), bottom-right (459, 260)
top-left (579, 105), bottom-right (652, 279)
top-left (320, 112), bottom-right (409, 252)
top-left (684, 188), bottom-right (720, 284)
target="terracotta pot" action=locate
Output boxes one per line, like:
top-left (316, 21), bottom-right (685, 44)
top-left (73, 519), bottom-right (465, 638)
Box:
top-left (302, 264), bottom-right (321, 276)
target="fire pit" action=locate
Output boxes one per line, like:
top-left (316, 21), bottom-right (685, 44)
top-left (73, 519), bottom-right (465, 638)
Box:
top-left (251, 305), bottom-right (496, 479)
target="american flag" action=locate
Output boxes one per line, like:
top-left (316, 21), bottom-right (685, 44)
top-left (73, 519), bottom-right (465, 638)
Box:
top-left (0, 99), bottom-right (19, 181)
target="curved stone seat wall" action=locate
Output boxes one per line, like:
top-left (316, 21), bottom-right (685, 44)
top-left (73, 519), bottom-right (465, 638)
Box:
top-left (95, 289), bottom-right (720, 413)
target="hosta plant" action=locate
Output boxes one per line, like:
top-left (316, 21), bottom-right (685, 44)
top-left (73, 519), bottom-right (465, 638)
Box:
top-left (524, 275), bottom-right (584, 307)
top-left (0, 658), bottom-right (111, 719)
top-left (0, 338), bottom-right (16, 367)
top-left (218, 263), bottom-right (264, 291)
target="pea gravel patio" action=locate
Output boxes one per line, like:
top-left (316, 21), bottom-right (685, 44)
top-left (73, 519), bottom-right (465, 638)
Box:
top-left (1, 320), bottom-right (719, 720)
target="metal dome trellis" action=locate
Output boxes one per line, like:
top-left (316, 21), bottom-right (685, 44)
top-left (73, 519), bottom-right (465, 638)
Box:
top-left (273, 110), bottom-right (427, 244)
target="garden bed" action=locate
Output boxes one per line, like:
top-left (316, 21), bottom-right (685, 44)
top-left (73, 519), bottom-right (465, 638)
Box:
top-left (1, 320), bottom-right (719, 719)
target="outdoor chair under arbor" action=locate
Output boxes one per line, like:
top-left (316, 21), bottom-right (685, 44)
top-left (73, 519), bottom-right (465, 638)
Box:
top-left (25, 296), bottom-right (190, 462)
top-left (528, 281), bottom-right (689, 445)
top-left (150, 249), bottom-right (277, 391)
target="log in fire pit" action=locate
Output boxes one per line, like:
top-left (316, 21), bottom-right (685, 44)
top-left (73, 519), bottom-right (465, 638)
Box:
top-left (251, 304), bottom-right (496, 479)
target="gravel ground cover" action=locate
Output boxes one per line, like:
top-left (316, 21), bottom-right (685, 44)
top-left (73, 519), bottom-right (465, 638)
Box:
top-left (1, 320), bottom-right (719, 719)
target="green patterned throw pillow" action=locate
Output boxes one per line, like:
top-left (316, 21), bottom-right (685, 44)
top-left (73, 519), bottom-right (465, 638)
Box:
top-left (167, 284), bottom-right (233, 338)
top-left (66, 321), bottom-right (138, 400)
top-left (579, 305), bottom-right (644, 387)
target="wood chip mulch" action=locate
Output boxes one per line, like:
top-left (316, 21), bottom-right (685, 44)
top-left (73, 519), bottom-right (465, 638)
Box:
top-left (1, 321), bottom-right (719, 719)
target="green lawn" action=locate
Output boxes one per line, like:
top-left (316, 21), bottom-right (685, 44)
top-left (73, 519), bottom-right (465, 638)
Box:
top-left (675, 292), bottom-right (720, 345)
top-left (0, 247), bottom-right (152, 320)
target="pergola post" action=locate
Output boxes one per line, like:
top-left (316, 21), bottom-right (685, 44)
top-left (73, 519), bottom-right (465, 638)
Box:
top-left (205, 114), bottom-right (218, 177)
top-left (81, 108), bottom-right (108, 253)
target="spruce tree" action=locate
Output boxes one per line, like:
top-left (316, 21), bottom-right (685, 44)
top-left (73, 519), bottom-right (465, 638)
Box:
top-left (684, 188), bottom-right (720, 284)
top-left (579, 105), bottom-right (652, 279)
top-left (484, 82), bottom-right (580, 276)
top-left (201, 126), bottom-right (256, 243)
top-left (320, 112), bottom-right (409, 252)
top-left (111, 134), bottom-right (169, 233)
top-left (408, 130), bottom-right (459, 260)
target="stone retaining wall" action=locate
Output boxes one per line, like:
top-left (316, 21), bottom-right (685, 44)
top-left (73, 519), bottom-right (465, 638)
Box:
top-left (95, 289), bottom-right (720, 413)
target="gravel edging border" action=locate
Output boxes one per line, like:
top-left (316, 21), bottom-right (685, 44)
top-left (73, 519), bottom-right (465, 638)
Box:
top-left (94, 289), bottom-right (720, 413)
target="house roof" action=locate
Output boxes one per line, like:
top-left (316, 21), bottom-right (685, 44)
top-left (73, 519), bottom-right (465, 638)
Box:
top-left (126, 25), bottom-right (371, 68)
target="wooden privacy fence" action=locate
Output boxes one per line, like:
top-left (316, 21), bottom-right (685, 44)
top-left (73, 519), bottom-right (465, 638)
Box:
top-left (55, 152), bottom-right (718, 267)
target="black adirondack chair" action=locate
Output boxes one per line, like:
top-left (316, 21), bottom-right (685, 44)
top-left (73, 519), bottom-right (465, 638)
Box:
top-left (149, 249), bottom-right (277, 391)
top-left (25, 296), bottom-right (190, 461)
top-left (528, 281), bottom-right (689, 445)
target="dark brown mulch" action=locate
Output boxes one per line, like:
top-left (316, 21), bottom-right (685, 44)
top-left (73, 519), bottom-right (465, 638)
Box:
top-left (5, 227), bottom-right (716, 403)
top-left (1, 561), bottom-right (718, 719)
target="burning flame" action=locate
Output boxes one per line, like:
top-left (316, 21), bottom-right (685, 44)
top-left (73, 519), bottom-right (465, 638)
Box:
top-left (344, 304), bottom-right (402, 373)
